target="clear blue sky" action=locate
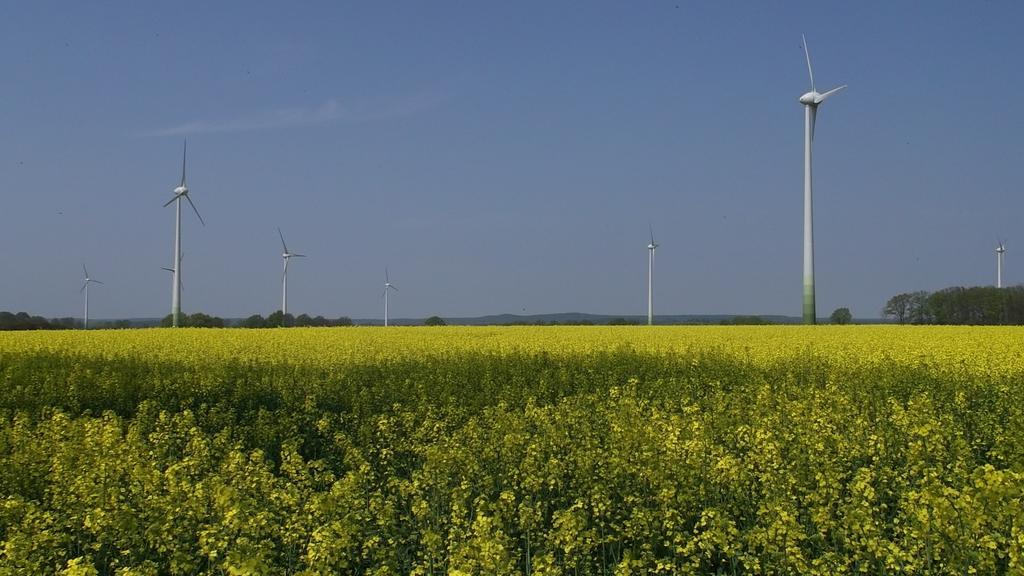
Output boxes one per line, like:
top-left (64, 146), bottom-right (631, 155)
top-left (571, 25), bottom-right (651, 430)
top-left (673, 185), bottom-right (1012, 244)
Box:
top-left (2, 2), bottom-right (1022, 320)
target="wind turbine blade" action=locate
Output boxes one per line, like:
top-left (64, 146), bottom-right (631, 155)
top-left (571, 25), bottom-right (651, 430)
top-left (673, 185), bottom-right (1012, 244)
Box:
top-left (802, 34), bottom-right (815, 92)
top-left (181, 139), bottom-right (187, 186)
top-left (809, 105), bottom-right (817, 141)
top-left (163, 194), bottom-right (179, 208)
top-left (815, 85), bottom-right (847, 104)
top-left (185, 195), bottom-right (205, 226)
top-left (293, 253), bottom-right (307, 258)
top-left (92, 279), bottom-right (104, 285)
top-left (161, 267), bottom-right (174, 272)
top-left (389, 284), bottom-right (399, 292)
top-left (277, 227), bottom-right (288, 253)
top-left (649, 223), bottom-right (655, 245)
top-left (385, 267), bottom-right (390, 283)
top-left (80, 282), bottom-right (88, 293)
top-left (83, 264), bottom-right (89, 278)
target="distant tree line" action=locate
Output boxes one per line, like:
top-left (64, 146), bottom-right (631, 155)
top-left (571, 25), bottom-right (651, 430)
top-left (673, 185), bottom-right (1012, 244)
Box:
top-left (719, 315), bottom-right (775, 325)
top-left (160, 313), bottom-right (228, 328)
top-left (0, 312), bottom-right (76, 330)
top-left (236, 312), bottom-right (354, 328)
top-left (166, 312), bottom-right (357, 328)
top-left (500, 318), bottom-right (632, 326)
top-left (883, 286), bottom-right (1024, 325)
top-left (0, 312), bottom-right (141, 330)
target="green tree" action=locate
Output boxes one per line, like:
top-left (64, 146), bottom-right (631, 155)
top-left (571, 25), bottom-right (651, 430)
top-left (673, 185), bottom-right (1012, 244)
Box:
top-left (424, 316), bottom-right (447, 326)
top-left (240, 314), bottom-right (267, 328)
top-left (187, 313), bottom-right (224, 328)
top-left (266, 311), bottom-right (288, 327)
top-left (882, 293), bottom-right (911, 324)
top-left (829, 307), bottom-right (853, 324)
top-left (908, 290), bottom-right (932, 324)
top-left (160, 313), bottom-right (184, 327)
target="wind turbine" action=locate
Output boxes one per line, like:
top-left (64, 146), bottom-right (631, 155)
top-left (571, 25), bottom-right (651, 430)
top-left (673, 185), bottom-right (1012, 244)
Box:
top-left (382, 268), bottom-right (398, 326)
top-left (278, 227), bottom-right (306, 317)
top-left (799, 34), bottom-right (846, 324)
top-left (997, 239), bottom-right (1007, 288)
top-left (80, 264), bottom-right (103, 330)
top-left (647, 225), bottom-right (658, 326)
top-left (162, 140), bottom-right (204, 328)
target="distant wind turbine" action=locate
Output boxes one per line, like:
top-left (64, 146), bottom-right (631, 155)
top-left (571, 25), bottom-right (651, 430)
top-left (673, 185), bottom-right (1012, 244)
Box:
top-left (647, 225), bottom-right (658, 326)
top-left (799, 34), bottom-right (846, 324)
top-left (80, 264), bottom-right (103, 330)
top-left (162, 141), bottom-right (204, 327)
top-left (382, 268), bottom-right (398, 326)
top-left (278, 227), bottom-right (306, 317)
top-left (997, 239), bottom-right (1007, 288)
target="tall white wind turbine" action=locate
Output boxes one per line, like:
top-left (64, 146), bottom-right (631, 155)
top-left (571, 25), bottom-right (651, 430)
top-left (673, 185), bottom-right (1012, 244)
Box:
top-left (382, 268), bottom-right (398, 326)
top-left (162, 141), bottom-right (204, 328)
top-left (799, 34), bottom-right (846, 324)
top-left (647, 225), bottom-right (658, 326)
top-left (278, 227), bottom-right (306, 317)
top-left (997, 239), bottom-right (1007, 288)
top-left (80, 264), bottom-right (103, 330)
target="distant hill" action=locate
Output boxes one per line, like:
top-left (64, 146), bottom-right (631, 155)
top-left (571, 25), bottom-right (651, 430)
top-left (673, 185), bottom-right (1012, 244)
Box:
top-left (346, 312), bottom-right (804, 326)
top-left (83, 312), bottom-right (892, 328)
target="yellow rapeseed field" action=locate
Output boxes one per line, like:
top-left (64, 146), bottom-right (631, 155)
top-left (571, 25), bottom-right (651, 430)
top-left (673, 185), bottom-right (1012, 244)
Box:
top-left (2, 326), bottom-right (1023, 574)
top-left (3, 325), bottom-right (1024, 373)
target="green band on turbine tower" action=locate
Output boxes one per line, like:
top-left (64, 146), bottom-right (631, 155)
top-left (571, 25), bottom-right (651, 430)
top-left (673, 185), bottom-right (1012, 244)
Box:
top-left (803, 280), bottom-right (815, 324)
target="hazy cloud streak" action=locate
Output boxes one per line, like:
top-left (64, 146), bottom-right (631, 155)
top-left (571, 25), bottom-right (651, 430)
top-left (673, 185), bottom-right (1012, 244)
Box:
top-left (148, 92), bottom-right (449, 136)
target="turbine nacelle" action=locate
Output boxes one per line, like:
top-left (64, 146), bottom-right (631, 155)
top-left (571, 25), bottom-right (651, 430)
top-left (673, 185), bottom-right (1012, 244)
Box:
top-left (799, 86), bottom-right (846, 106)
top-left (174, 185), bottom-right (188, 196)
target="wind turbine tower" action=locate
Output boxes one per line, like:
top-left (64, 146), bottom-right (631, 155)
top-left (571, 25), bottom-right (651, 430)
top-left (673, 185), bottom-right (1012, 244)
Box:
top-left (278, 227), bottom-right (306, 317)
top-left (798, 34), bottom-right (846, 324)
top-left (997, 240), bottom-right (1007, 288)
top-left (383, 269), bottom-right (398, 326)
top-left (162, 253), bottom-right (183, 293)
top-left (80, 264), bottom-right (103, 330)
top-left (162, 141), bottom-right (204, 327)
top-left (647, 225), bottom-right (658, 326)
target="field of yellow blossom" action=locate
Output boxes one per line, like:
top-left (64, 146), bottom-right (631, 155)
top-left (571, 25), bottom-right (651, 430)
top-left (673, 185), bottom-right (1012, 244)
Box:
top-left (1, 326), bottom-right (1022, 574)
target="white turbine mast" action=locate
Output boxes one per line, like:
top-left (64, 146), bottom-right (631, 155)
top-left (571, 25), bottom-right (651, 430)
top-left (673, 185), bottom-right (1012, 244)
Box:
top-left (647, 224), bottom-right (658, 326)
top-left (382, 268), bottom-right (398, 326)
top-left (80, 264), bottom-right (103, 330)
top-left (997, 239), bottom-right (1007, 288)
top-left (162, 252), bottom-right (183, 292)
top-left (278, 227), bottom-right (306, 318)
top-left (799, 34), bottom-right (846, 324)
top-left (162, 140), bottom-right (204, 327)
